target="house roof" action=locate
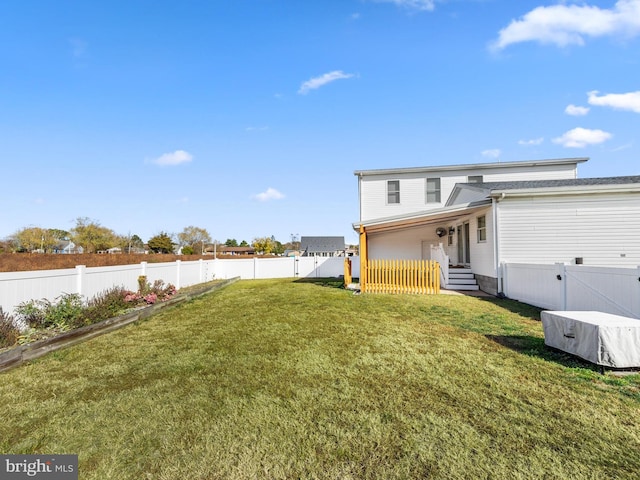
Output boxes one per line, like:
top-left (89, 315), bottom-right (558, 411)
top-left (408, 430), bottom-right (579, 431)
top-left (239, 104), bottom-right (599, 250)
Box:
top-left (300, 236), bottom-right (345, 253)
top-left (219, 246), bottom-right (255, 253)
top-left (353, 157), bottom-right (588, 177)
top-left (474, 175), bottom-right (640, 190)
top-left (447, 175), bottom-right (640, 206)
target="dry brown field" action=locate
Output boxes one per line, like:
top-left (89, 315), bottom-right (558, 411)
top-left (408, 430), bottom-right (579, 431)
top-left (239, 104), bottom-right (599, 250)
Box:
top-left (0, 253), bottom-right (257, 272)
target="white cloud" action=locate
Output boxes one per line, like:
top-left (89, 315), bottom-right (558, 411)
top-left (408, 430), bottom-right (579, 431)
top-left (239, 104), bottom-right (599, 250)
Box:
top-left (245, 126), bottom-right (269, 132)
top-left (481, 149), bottom-right (501, 159)
top-left (491, 0), bottom-right (640, 51)
top-left (565, 104), bottom-right (590, 116)
top-left (588, 90), bottom-right (640, 113)
top-left (372, 0), bottom-right (436, 11)
top-left (149, 150), bottom-right (193, 166)
top-left (611, 142), bottom-right (633, 152)
top-left (552, 127), bottom-right (612, 148)
top-left (298, 71), bottom-right (355, 95)
top-left (518, 137), bottom-right (544, 146)
top-left (253, 188), bottom-right (285, 202)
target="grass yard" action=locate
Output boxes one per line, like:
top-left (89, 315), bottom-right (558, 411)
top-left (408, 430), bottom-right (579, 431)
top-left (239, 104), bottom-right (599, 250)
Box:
top-left (1, 278), bottom-right (639, 479)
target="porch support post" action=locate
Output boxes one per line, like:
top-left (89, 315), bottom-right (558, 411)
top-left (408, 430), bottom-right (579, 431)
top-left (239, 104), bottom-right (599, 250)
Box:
top-left (359, 224), bottom-right (368, 293)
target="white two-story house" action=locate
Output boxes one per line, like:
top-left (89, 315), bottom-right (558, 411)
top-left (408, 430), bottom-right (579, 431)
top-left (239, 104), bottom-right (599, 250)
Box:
top-left (353, 157), bottom-right (640, 295)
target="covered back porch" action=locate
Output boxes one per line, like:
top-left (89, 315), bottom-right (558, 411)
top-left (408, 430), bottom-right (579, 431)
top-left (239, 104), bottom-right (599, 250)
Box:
top-left (352, 202), bottom-right (493, 293)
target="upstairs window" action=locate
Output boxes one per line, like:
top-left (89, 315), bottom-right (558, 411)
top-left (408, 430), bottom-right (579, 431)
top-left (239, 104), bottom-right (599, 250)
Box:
top-left (477, 215), bottom-right (487, 242)
top-left (468, 175), bottom-right (483, 184)
top-left (387, 180), bottom-right (400, 204)
top-left (426, 178), bottom-right (441, 203)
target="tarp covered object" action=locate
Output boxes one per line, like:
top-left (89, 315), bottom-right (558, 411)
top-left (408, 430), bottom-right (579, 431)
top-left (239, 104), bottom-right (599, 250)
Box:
top-left (541, 311), bottom-right (640, 368)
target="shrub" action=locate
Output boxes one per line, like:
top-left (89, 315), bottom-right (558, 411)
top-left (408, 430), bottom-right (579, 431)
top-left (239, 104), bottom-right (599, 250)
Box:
top-left (81, 286), bottom-right (131, 326)
top-left (150, 280), bottom-right (177, 301)
top-left (9, 277), bottom-right (179, 345)
top-left (15, 294), bottom-right (84, 331)
top-left (138, 276), bottom-right (150, 295)
top-left (0, 307), bottom-right (19, 348)
top-left (46, 294), bottom-right (85, 330)
top-left (15, 299), bottom-right (51, 329)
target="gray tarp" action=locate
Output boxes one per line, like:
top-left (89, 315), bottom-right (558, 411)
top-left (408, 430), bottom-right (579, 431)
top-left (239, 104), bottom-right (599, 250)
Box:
top-left (541, 311), bottom-right (640, 368)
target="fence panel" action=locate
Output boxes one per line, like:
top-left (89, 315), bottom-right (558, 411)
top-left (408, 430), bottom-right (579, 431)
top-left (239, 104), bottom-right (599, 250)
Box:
top-left (254, 257), bottom-right (296, 279)
top-left (178, 260), bottom-right (208, 287)
top-left (82, 264), bottom-right (142, 298)
top-left (502, 263), bottom-right (564, 310)
top-left (502, 262), bottom-right (640, 318)
top-left (0, 269), bottom-right (78, 315)
top-left (364, 259), bottom-right (439, 295)
top-left (145, 262), bottom-right (180, 288)
top-left (565, 265), bottom-right (640, 318)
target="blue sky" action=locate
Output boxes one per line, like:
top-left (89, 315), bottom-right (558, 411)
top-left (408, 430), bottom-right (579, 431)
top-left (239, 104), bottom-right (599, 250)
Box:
top-left (1, 0), bottom-right (639, 246)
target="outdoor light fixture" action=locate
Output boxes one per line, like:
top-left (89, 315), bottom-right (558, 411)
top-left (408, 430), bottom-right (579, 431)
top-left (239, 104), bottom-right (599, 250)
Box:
top-left (448, 227), bottom-right (455, 235)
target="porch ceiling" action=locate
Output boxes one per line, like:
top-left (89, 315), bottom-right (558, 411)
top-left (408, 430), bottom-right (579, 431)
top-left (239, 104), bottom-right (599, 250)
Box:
top-left (355, 202), bottom-right (490, 234)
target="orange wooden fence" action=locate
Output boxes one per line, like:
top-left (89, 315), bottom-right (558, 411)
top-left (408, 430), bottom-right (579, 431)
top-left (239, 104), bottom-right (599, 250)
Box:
top-left (362, 259), bottom-right (440, 295)
top-left (343, 257), bottom-right (353, 285)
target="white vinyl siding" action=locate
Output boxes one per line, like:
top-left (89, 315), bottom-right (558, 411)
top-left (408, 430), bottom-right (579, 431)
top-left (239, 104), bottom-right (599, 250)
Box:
top-left (426, 178), bottom-right (441, 203)
top-left (358, 161), bottom-right (579, 222)
top-left (497, 192), bottom-right (640, 266)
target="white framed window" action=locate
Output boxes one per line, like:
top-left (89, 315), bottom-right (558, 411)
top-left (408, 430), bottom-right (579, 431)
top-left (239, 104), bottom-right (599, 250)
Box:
top-left (387, 180), bottom-right (400, 204)
top-left (477, 215), bottom-right (487, 243)
top-left (468, 175), bottom-right (483, 184)
top-left (426, 177), bottom-right (441, 203)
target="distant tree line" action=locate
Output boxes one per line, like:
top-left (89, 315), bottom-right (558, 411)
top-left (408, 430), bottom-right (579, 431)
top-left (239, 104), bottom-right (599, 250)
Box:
top-left (1, 218), bottom-right (297, 256)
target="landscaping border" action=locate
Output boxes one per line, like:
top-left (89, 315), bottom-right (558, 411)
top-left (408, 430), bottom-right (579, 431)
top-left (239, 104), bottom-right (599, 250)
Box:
top-left (0, 277), bottom-right (239, 373)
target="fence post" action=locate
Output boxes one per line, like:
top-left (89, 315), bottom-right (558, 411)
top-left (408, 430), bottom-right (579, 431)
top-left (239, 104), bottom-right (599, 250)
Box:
top-left (555, 262), bottom-right (567, 310)
top-left (199, 259), bottom-right (204, 283)
top-left (254, 257), bottom-right (258, 279)
top-left (500, 262), bottom-right (507, 297)
top-left (140, 261), bottom-right (147, 278)
top-left (176, 260), bottom-right (181, 290)
top-left (76, 265), bottom-right (86, 296)
top-left (637, 266), bottom-right (640, 318)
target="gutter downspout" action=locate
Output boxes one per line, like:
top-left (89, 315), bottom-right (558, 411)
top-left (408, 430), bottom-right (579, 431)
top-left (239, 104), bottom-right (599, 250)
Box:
top-left (493, 193), bottom-right (504, 296)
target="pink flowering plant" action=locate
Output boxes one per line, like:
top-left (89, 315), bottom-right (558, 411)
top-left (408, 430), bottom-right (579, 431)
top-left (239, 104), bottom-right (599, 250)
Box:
top-left (124, 277), bottom-right (177, 307)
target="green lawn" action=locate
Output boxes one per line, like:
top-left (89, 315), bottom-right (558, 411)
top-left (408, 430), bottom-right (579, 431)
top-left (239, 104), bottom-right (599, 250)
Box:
top-left (1, 278), bottom-right (639, 479)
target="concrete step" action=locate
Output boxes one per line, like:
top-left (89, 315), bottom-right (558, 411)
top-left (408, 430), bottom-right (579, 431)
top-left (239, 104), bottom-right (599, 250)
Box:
top-left (445, 283), bottom-right (480, 291)
top-left (449, 273), bottom-right (475, 280)
top-left (447, 278), bottom-right (477, 285)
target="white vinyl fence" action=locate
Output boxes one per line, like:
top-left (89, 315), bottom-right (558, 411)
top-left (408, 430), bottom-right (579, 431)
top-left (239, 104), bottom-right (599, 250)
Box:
top-left (502, 262), bottom-right (640, 318)
top-left (0, 256), bottom-right (358, 317)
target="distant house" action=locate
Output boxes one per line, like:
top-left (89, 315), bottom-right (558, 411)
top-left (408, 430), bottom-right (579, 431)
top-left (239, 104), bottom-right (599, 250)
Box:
top-left (219, 246), bottom-right (255, 256)
top-left (53, 241), bottom-right (83, 254)
top-left (300, 236), bottom-right (345, 257)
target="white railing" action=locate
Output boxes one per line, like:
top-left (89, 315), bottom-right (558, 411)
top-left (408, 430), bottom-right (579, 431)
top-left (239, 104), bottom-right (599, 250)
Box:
top-left (430, 243), bottom-right (450, 286)
top-left (0, 256), bottom-right (355, 317)
top-left (502, 262), bottom-right (640, 318)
